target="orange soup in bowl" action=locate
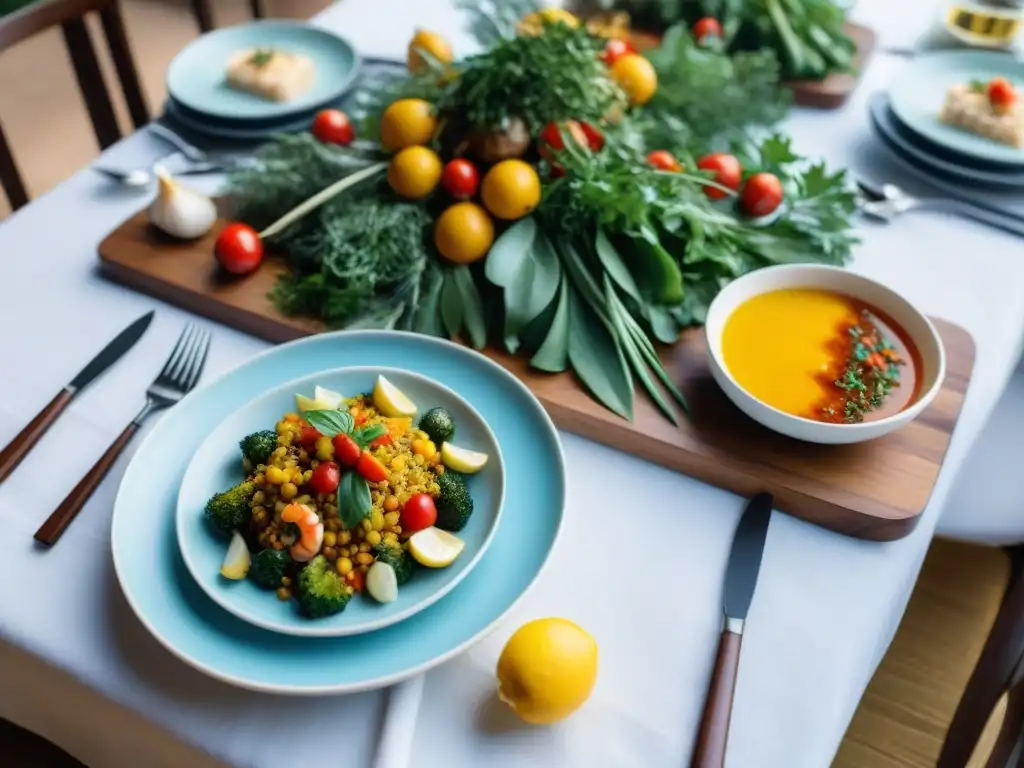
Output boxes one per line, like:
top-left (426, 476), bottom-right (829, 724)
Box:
top-left (722, 288), bottom-right (923, 424)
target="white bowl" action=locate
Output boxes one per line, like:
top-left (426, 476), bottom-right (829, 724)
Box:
top-left (704, 264), bottom-right (946, 445)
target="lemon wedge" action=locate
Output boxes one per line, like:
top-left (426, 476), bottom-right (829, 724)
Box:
top-left (295, 394), bottom-right (321, 412)
top-left (314, 385), bottom-right (344, 409)
top-left (440, 442), bottom-right (489, 474)
top-left (220, 532), bottom-right (251, 580)
top-left (373, 375), bottom-right (417, 418)
top-left (408, 527), bottom-right (464, 568)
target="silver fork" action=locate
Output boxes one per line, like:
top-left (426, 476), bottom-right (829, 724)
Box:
top-left (34, 324), bottom-right (212, 546)
top-left (858, 178), bottom-right (1024, 239)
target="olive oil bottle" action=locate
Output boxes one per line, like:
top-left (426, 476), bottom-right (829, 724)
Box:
top-left (916, 1), bottom-right (1024, 52)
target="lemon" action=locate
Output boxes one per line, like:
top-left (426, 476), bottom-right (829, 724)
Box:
top-left (517, 8), bottom-right (580, 36)
top-left (314, 385), bottom-right (344, 409)
top-left (388, 146), bottom-right (443, 200)
top-left (610, 54), bottom-right (658, 106)
top-left (295, 394), bottom-right (321, 412)
top-left (434, 202), bottom-right (495, 264)
top-left (373, 375), bottom-right (418, 418)
top-left (408, 29), bottom-right (453, 74)
top-left (496, 618), bottom-right (598, 725)
top-left (408, 527), bottom-right (465, 568)
top-left (440, 442), bottom-right (489, 473)
top-left (220, 532), bottom-right (251, 580)
top-left (379, 98), bottom-right (437, 152)
top-left (480, 160), bottom-right (541, 221)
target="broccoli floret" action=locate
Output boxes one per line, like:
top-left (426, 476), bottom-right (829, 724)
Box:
top-left (372, 543), bottom-right (419, 585)
top-left (418, 407), bottom-right (455, 446)
top-left (239, 430), bottom-right (278, 466)
top-left (435, 471), bottom-right (474, 532)
top-left (295, 556), bottom-right (352, 618)
top-left (249, 548), bottom-right (290, 589)
top-left (204, 480), bottom-right (255, 539)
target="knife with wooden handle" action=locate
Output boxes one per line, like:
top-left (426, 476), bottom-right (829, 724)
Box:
top-left (691, 492), bottom-right (773, 768)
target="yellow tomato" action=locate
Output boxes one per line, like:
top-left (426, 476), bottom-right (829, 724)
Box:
top-left (496, 618), bottom-right (598, 725)
top-left (407, 29), bottom-right (453, 74)
top-left (610, 53), bottom-right (658, 106)
top-left (379, 98), bottom-right (438, 152)
top-left (480, 160), bottom-right (541, 221)
top-left (517, 8), bottom-right (580, 35)
top-left (434, 202), bottom-right (495, 264)
top-left (387, 146), bottom-right (443, 200)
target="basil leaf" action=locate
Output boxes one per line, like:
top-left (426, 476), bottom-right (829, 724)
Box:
top-left (353, 423), bottom-right (388, 448)
top-left (452, 265), bottom-right (487, 349)
top-left (304, 409), bottom-right (354, 437)
top-left (530, 274), bottom-right (570, 373)
top-left (337, 472), bottom-right (372, 530)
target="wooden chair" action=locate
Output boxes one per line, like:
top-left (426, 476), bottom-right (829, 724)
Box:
top-left (189, 0), bottom-right (265, 34)
top-left (0, 0), bottom-right (149, 212)
top-left (0, 717), bottom-right (86, 767)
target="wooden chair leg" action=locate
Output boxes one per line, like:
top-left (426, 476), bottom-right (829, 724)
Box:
top-left (99, 3), bottom-right (150, 130)
top-left (939, 548), bottom-right (1024, 768)
top-left (61, 17), bottom-right (121, 150)
top-left (0, 120), bottom-right (29, 212)
top-left (249, 0), bottom-right (266, 18)
top-left (189, 0), bottom-right (214, 33)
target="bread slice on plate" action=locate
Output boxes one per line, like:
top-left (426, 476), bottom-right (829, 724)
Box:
top-left (225, 48), bottom-right (316, 103)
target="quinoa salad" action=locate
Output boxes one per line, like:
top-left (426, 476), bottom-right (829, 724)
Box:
top-left (204, 375), bottom-right (491, 617)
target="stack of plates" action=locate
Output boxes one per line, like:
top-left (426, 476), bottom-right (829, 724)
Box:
top-left (162, 20), bottom-right (363, 142)
top-left (868, 50), bottom-right (1024, 190)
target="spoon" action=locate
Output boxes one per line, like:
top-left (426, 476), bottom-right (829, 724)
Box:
top-left (92, 153), bottom-right (244, 187)
top-left (148, 123), bottom-right (207, 163)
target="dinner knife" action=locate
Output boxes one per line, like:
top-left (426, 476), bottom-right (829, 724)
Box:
top-left (0, 310), bottom-right (155, 484)
top-left (691, 492), bottom-right (773, 768)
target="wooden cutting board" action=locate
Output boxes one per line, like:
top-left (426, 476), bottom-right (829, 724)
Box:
top-left (98, 210), bottom-right (975, 542)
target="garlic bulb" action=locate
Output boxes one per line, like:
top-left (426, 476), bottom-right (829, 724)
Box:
top-left (148, 165), bottom-right (217, 239)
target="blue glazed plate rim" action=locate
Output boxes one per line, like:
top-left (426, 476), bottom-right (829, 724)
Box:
top-left (174, 365), bottom-right (507, 638)
top-left (110, 331), bottom-right (567, 695)
top-left (165, 20), bottom-right (361, 122)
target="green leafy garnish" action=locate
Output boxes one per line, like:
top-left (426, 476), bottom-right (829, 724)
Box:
top-left (303, 409), bottom-right (354, 437)
top-left (337, 472), bottom-right (372, 529)
top-left (247, 48), bottom-right (276, 68)
top-left (352, 423), bottom-right (388, 448)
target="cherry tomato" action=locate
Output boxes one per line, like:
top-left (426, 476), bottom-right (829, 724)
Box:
top-left (602, 38), bottom-right (636, 66)
top-left (441, 159), bottom-right (480, 200)
top-left (214, 223), bottom-right (263, 275)
top-left (739, 172), bottom-right (784, 217)
top-left (401, 493), bottom-right (438, 533)
top-left (988, 77), bottom-right (1017, 111)
top-left (308, 461), bottom-right (341, 495)
top-left (332, 434), bottom-right (361, 466)
top-left (348, 569), bottom-right (365, 593)
top-left (370, 433), bottom-right (392, 448)
top-left (538, 120), bottom-right (588, 156)
top-left (297, 425), bottom-right (322, 450)
top-left (693, 17), bottom-right (723, 43)
top-left (647, 150), bottom-right (682, 172)
top-left (696, 153), bottom-right (742, 200)
top-left (311, 109), bottom-right (354, 145)
top-left (356, 451), bottom-right (388, 483)
top-left (579, 121), bottom-right (605, 152)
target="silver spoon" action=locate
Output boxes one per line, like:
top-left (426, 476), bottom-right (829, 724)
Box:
top-left (92, 153), bottom-right (244, 187)
top-left (148, 123), bottom-right (207, 163)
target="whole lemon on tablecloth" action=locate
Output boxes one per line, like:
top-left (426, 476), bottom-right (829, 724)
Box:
top-left (496, 618), bottom-right (598, 725)
top-left (407, 29), bottom-right (453, 74)
top-left (379, 98), bottom-right (437, 152)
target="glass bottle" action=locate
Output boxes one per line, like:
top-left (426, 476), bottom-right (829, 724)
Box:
top-left (916, 0), bottom-right (1024, 53)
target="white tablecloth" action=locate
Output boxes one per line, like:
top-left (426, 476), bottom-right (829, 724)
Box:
top-left (2, 1), bottom-right (1023, 766)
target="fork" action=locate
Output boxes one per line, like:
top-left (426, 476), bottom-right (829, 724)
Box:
top-left (857, 178), bottom-right (1024, 239)
top-left (34, 324), bottom-right (212, 547)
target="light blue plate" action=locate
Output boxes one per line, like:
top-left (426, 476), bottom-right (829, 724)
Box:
top-left (163, 97), bottom-right (315, 141)
top-left (166, 21), bottom-right (360, 122)
top-left (111, 332), bottom-right (564, 695)
top-left (177, 366), bottom-right (505, 638)
top-left (888, 50), bottom-right (1024, 166)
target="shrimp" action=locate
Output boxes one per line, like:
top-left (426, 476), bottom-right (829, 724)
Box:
top-left (281, 503), bottom-right (323, 563)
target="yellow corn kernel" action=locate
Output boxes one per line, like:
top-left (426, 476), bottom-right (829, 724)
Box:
top-left (336, 557), bottom-right (353, 576)
top-left (361, 518), bottom-right (373, 532)
top-left (275, 421), bottom-right (288, 435)
top-left (370, 510), bottom-right (385, 530)
top-left (265, 466), bottom-right (286, 485)
top-left (411, 439), bottom-right (426, 455)
top-left (383, 512), bottom-right (400, 527)
top-left (398, 492), bottom-right (411, 505)
top-left (355, 552), bottom-right (374, 566)
top-left (290, 467), bottom-right (305, 484)
top-left (383, 496), bottom-right (400, 512)
top-left (413, 455), bottom-right (425, 466)
top-left (358, 542), bottom-right (371, 553)
top-left (365, 530), bottom-right (382, 547)
top-left (339, 530), bottom-right (352, 545)
top-left (315, 436), bottom-right (334, 461)
top-left (390, 455), bottom-right (407, 471)
top-left (254, 473), bottom-right (266, 486)
top-left (435, 465), bottom-right (445, 476)
top-left (323, 531), bottom-right (337, 548)
top-left (280, 482), bottom-right (298, 500)
top-left (393, 525), bottom-right (402, 535)
top-left (421, 441), bottom-right (437, 460)
top-left (383, 532), bottom-right (399, 547)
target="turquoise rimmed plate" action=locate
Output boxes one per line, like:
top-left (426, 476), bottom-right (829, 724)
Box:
top-left (176, 367), bottom-right (505, 638)
top-left (111, 332), bottom-right (564, 695)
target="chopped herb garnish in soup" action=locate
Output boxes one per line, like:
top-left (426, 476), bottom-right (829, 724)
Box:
top-left (722, 288), bottom-right (921, 424)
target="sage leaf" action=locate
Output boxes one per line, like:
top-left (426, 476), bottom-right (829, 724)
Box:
top-left (413, 264), bottom-right (445, 337)
top-left (595, 228), bottom-right (642, 305)
top-left (530, 275), bottom-right (570, 372)
top-left (566, 282), bottom-right (634, 421)
top-left (440, 270), bottom-right (463, 338)
top-left (645, 305), bottom-right (680, 345)
top-left (559, 238), bottom-right (609, 323)
top-left (337, 472), bottom-right (372, 529)
top-left (485, 217), bottom-right (537, 286)
top-left (626, 226), bottom-right (685, 304)
top-left (304, 409), bottom-right (354, 437)
top-left (452, 266), bottom-right (487, 349)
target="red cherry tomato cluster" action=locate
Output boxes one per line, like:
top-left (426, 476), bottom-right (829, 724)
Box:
top-left (602, 38), bottom-right (636, 66)
top-left (332, 434), bottom-right (361, 466)
top-left (356, 451), bottom-right (388, 483)
top-left (692, 17), bottom-right (723, 44)
top-left (308, 461), bottom-right (341, 495)
top-left (401, 492), bottom-right (437, 532)
top-left (646, 150), bottom-right (682, 173)
top-left (311, 109), bottom-right (354, 146)
top-left (441, 158), bottom-right (480, 200)
top-left (696, 153), bottom-right (742, 200)
top-left (693, 152), bottom-right (784, 217)
top-left (298, 424), bottom-right (322, 450)
top-left (214, 222), bottom-right (264, 275)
